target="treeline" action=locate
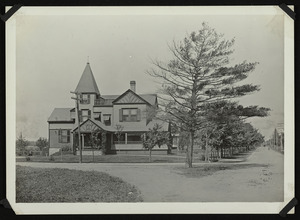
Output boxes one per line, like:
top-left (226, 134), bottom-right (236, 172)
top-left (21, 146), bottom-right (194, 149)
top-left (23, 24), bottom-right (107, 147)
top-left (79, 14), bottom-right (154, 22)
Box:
top-left (176, 119), bottom-right (264, 162)
top-left (16, 134), bottom-right (48, 156)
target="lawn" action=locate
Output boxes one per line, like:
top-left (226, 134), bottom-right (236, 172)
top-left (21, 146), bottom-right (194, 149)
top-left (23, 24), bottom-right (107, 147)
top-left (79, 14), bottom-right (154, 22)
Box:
top-left (16, 154), bottom-right (190, 163)
top-left (16, 165), bottom-right (143, 202)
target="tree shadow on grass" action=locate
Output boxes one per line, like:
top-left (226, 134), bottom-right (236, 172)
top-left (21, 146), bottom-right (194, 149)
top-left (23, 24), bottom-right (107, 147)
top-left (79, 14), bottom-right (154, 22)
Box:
top-left (174, 163), bottom-right (269, 178)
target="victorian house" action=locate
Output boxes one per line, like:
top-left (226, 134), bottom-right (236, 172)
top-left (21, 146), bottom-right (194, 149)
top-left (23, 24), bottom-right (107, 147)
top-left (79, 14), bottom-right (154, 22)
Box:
top-left (47, 62), bottom-right (169, 155)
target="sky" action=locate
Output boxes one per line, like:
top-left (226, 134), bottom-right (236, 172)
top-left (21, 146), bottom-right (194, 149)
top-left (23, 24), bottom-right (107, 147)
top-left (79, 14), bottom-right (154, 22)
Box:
top-left (15, 8), bottom-right (285, 141)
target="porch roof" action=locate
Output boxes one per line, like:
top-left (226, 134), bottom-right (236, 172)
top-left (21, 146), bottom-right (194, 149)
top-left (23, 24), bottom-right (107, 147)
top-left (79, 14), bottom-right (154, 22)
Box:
top-left (72, 118), bottom-right (115, 133)
top-left (71, 118), bottom-right (168, 133)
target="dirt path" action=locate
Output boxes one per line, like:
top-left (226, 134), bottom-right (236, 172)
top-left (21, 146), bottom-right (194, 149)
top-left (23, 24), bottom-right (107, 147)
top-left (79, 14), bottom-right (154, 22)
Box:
top-left (17, 146), bottom-right (283, 202)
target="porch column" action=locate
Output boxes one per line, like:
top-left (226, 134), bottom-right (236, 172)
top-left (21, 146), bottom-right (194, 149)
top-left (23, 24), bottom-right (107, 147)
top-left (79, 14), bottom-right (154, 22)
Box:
top-left (125, 133), bottom-right (127, 145)
top-left (82, 134), bottom-right (85, 149)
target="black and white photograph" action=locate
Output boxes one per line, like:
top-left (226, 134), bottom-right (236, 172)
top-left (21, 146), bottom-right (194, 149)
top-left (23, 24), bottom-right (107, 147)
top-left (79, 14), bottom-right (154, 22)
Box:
top-left (6, 6), bottom-right (294, 214)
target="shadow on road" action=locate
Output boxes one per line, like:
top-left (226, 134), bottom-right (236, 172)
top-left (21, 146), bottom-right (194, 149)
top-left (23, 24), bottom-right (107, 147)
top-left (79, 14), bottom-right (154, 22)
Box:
top-left (175, 163), bottom-right (269, 178)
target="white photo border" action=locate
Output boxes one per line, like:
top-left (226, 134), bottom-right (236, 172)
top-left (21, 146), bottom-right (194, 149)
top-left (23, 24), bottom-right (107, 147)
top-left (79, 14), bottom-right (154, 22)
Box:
top-left (6, 6), bottom-right (295, 214)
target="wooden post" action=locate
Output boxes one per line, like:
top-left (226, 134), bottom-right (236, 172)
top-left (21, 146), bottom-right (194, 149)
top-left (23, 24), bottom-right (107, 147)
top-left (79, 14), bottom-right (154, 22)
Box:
top-left (71, 91), bottom-right (82, 163)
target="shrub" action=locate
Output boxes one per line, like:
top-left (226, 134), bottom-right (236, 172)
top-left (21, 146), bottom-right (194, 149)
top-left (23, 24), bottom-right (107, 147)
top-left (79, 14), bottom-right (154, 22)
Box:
top-left (25, 156), bottom-right (31, 161)
top-left (49, 155), bottom-right (55, 161)
top-left (200, 155), bottom-right (205, 161)
top-left (61, 145), bottom-right (72, 152)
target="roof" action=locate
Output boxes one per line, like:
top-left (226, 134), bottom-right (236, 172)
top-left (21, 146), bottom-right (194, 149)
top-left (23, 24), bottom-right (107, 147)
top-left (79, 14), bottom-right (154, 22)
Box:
top-left (140, 94), bottom-right (157, 106)
top-left (112, 89), bottom-right (151, 105)
top-left (72, 118), bottom-right (115, 132)
top-left (48, 108), bottom-right (73, 122)
top-left (99, 93), bottom-right (157, 106)
top-left (75, 63), bottom-right (100, 94)
top-left (101, 95), bottom-right (119, 106)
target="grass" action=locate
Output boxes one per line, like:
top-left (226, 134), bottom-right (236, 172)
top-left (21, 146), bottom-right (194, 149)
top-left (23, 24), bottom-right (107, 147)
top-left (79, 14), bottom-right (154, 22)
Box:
top-left (175, 163), bottom-right (269, 178)
top-left (16, 154), bottom-right (189, 163)
top-left (16, 165), bottom-right (143, 203)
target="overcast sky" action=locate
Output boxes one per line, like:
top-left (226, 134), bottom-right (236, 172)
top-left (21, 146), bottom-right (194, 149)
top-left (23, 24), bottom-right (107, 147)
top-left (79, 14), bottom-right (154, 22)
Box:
top-left (15, 8), bottom-right (285, 140)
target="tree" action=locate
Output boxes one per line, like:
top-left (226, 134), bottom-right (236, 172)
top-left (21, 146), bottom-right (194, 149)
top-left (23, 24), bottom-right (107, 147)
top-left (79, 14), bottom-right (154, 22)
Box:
top-left (90, 129), bottom-right (107, 162)
top-left (141, 123), bottom-right (170, 162)
top-left (36, 137), bottom-right (48, 151)
top-left (115, 124), bottom-right (124, 143)
top-left (198, 100), bottom-right (268, 160)
top-left (148, 22), bottom-right (268, 167)
top-left (16, 133), bottom-right (28, 156)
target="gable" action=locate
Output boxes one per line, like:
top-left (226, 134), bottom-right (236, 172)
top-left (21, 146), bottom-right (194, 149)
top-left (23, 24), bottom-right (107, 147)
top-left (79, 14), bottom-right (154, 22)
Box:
top-left (113, 90), bottom-right (149, 105)
top-left (73, 119), bottom-right (103, 133)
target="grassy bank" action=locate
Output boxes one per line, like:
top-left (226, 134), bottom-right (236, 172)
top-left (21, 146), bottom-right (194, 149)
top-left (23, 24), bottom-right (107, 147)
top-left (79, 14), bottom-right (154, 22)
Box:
top-left (16, 165), bottom-right (143, 203)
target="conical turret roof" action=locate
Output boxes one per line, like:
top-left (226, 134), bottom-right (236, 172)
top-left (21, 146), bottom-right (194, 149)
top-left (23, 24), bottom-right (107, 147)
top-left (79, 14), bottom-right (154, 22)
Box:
top-left (75, 63), bottom-right (100, 94)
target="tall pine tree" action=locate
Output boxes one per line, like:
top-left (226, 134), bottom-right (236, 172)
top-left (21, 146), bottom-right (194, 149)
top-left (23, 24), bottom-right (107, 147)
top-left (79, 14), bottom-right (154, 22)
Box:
top-left (148, 23), bottom-right (269, 167)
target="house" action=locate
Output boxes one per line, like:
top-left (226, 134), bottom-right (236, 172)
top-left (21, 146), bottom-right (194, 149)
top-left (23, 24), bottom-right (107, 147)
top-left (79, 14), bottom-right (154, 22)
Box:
top-left (47, 62), bottom-right (170, 155)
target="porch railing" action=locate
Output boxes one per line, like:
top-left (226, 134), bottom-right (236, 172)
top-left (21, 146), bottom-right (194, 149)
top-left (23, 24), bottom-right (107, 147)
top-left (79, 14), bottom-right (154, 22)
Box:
top-left (114, 141), bottom-right (143, 145)
top-left (94, 99), bottom-right (104, 106)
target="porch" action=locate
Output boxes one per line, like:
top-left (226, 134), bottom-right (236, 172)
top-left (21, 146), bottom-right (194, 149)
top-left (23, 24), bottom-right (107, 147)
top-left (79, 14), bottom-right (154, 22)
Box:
top-left (73, 131), bottom-right (168, 154)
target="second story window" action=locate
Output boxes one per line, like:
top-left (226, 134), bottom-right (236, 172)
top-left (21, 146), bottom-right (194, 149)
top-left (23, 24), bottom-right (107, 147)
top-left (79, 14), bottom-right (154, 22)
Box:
top-left (103, 114), bottom-right (111, 126)
top-left (79, 109), bottom-right (91, 122)
top-left (80, 94), bottom-right (90, 104)
top-left (94, 112), bottom-right (101, 122)
top-left (120, 108), bottom-right (141, 122)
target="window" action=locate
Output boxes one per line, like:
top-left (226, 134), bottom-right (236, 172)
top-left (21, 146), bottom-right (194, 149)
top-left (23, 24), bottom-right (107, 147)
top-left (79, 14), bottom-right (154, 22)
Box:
top-left (94, 112), bottom-right (101, 121)
top-left (120, 108), bottom-right (140, 122)
top-left (80, 109), bottom-right (91, 122)
top-left (80, 94), bottom-right (90, 104)
top-left (59, 130), bottom-right (70, 143)
top-left (103, 114), bottom-right (111, 126)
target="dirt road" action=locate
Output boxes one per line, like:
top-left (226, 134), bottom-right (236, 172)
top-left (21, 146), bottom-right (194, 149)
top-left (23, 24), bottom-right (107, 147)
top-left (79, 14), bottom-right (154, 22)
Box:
top-left (17, 146), bottom-right (283, 202)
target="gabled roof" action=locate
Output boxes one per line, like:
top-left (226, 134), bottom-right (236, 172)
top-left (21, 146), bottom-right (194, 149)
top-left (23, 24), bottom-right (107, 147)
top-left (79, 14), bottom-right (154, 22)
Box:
top-left (95, 93), bottom-right (157, 106)
top-left (72, 118), bottom-right (115, 132)
top-left (112, 89), bottom-right (152, 105)
top-left (140, 94), bottom-right (157, 107)
top-left (75, 63), bottom-right (100, 94)
top-left (48, 108), bottom-right (73, 122)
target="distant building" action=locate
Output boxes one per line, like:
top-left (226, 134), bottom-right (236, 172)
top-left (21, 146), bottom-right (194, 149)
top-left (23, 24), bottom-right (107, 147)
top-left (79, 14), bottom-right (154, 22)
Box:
top-left (268, 124), bottom-right (284, 153)
top-left (47, 62), bottom-right (169, 155)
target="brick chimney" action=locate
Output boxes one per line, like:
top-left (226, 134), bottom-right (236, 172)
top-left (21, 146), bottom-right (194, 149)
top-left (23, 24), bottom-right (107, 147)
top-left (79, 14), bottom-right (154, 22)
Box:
top-left (130, 81), bottom-right (136, 93)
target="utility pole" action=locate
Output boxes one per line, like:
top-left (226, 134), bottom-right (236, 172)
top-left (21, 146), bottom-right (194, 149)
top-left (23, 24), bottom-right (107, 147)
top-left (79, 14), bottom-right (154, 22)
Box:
top-left (71, 91), bottom-right (82, 163)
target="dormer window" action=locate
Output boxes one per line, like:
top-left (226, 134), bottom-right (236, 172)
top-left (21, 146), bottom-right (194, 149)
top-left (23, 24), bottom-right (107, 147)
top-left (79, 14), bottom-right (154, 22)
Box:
top-left (80, 94), bottom-right (90, 104)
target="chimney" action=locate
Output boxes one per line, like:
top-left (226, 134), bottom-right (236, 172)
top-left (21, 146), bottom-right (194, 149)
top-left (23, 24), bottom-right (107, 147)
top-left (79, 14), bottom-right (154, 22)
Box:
top-left (130, 81), bottom-right (136, 93)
